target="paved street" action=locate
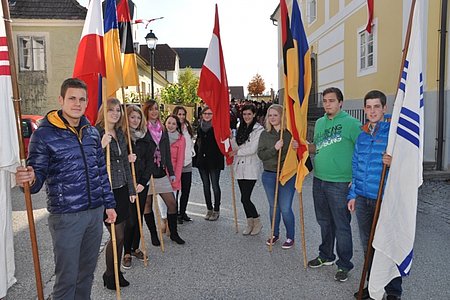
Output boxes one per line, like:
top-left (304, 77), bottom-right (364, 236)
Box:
top-left (6, 168), bottom-right (450, 299)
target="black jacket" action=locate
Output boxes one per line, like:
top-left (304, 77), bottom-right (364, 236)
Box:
top-left (132, 131), bottom-right (153, 186)
top-left (193, 126), bottom-right (224, 170)
top-left (148, 129), bottom-right (175, 177)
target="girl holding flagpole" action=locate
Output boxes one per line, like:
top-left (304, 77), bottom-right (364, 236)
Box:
top-left (193, 106), bottom-right (225, 221)
top-left (257, 104), bottom-right (298, 249)
top-left (142, 100), bottom-right (185, 245)
top-left (122, 105), bottom-right (156, 270)
top-left (96, 98), bottom-right (136, 289)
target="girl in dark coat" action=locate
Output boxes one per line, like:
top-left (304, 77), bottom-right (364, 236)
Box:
top-left (142, 100), bottom-right (185, 245)
top-left (96, 98), bottom-right (136, 289)
top-left (193, 106), bottom-right (224, 221)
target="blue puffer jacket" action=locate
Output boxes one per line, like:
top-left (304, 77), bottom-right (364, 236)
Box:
top-left (27, 110), bottom-right (115, 214)
top-left (348, 121), bottom-right (390, 201)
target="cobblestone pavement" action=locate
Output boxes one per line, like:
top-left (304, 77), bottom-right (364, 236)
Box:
top-left (6, 169), bottom-right (450, 299)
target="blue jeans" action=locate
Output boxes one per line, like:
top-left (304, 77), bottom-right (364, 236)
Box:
top-left (312, 177), bottom-right (353, 271)
top-left (48, 206), bottom-right (103, 300)
top-left (356, 196), bottom-right (402, 296)
top-left (198, 168), bottom-right (221, 211)
top-left (262, 171), bottom-right (296, 240)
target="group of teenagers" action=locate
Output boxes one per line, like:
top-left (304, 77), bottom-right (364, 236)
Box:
top-left (15, 78), bottom-right (402, 300)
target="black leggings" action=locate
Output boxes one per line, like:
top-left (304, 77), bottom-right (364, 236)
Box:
top-left (237, 179), bottom-right (259, 218)
top-left (105, 221), bottom-right (125, 276)
top-left (177, 171), bottom-right (192, 215)
top-left (124, 185), bottom-right (148, 255)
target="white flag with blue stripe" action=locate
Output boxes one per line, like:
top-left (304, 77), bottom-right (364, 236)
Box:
top-left (368, 1), bottom-right (423, 299)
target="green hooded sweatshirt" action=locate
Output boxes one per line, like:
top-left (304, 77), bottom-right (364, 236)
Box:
top-left (313, 110), bottom-right (361, 182)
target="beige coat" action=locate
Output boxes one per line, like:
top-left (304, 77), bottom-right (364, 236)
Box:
top-left (232, 123), bottom-right (264, 180)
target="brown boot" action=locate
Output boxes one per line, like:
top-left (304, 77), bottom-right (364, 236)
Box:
top-left (204, 210), bottom-right (213, 220)
top-left (251, 217), bottom-right (263, 235)
top-left (242, 218), bottom-right (254, 235)
top-left (161, 218), bottom-right (167, 234)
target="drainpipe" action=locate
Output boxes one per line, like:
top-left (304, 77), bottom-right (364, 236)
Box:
top-left (437, 0), bottom-right (448, 170)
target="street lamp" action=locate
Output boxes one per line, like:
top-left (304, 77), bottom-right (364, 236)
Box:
top-left (145, 30), bottom-right (158, 99)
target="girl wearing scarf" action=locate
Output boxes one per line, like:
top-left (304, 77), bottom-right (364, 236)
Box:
top-left (142, 100), bottom-right (185, 245)
top-left (230, 104), bottom-right (264, 235)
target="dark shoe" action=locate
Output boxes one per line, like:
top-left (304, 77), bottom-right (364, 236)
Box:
top-left (144, 212), bottom-right (161, 246)
top-left (334, 269), bottom-right (349, 282)
top-left (168, 213), bottom-right (185, 244)
top-left (307, 256), bottom-right (334, 268)
top-left (182, 213), bottom-right (192, 222)
top-left (281, 239), bottom-right (294, 249)
top-left (131, 249), bottom-right (146, 261)
top-left (265, 236), bottom-right (279, 246)
top-left (354, 287), bottom-right (372, 299)
top-left (386, 295), bottom-right (401, 300)
top-left (102, 273), bottom-right (115, 290)
top-left (118, 271), bottom-right (130, 287)
top-left (204, 210), bottom-right (213, 220)
top-left (121, 254), bottom-right (132, 269)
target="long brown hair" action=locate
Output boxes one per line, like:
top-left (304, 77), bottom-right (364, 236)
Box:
top-left (124, 104), bottom-right (147, 142)
top-left (143, 99), bottom-right (160, 123)
top-left (173, 105), bottom-right (193, 137)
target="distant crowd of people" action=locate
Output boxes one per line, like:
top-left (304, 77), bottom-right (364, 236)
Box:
top-left (15, 78), bottom-right (402, 300)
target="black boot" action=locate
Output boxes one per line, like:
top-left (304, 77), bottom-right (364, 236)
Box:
top-left (102, 273), bottom-right (115, 290)
top-left (118, 271), bottom-right (130, 287)
top-left (167, 213), bottom-right (185, 244)
top-left (144, 212), bottom-right (161, 246)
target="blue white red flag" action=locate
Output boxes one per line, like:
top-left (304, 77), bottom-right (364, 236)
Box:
top-left (369, 1), bottom-right (424, 299)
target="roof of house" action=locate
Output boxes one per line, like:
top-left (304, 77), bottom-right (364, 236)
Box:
top-left (172, 48), bottom-right (207, 69)
top-left (9, 0), bottom-right (87, 20)
top-left (139, 44), bottom-right (178, 71)
top-left (229, 86), bottom-right (245, 100)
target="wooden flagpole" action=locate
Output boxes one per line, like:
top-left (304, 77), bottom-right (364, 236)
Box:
top-left (230, 166), bottom-right (239, 233)
top-left (298, 192), bottom-right (307, 268)
top-left (102, 93), bottom-right (121, 299)
top-left (1, 1), bottom-right (44, 298)
top-left (356, 1), bottom-right (416, 299)
top-left (121, 88), bottom-right (148, 266)
top-left (268, 105), bottom-right (285, 253)
top-left (151, 175), bottom-right (165, 252)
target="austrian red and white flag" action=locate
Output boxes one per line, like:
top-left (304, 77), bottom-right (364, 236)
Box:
top-left (73, 0), bottom-right (106, 124)
top-left (0, 2), bottom-right (19, 297)
top-left (197, 4), bottom-right (232, 165)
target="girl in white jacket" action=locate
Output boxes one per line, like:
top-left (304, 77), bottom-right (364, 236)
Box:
top-left (230, 104), bottom-right (264, 235)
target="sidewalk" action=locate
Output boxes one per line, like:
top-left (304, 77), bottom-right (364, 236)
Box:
top-left (7, 168), bottom-right (450, 299)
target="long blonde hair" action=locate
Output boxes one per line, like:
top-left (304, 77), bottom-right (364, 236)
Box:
top-left (125, 104), bottom-right (147, 132)
top-left (95, 98), bottom-right (123, 129)
top-left (264, 104), bottom-right (286, 132)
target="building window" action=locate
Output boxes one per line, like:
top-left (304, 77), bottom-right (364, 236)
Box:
top-left (18, 36), bottom-right (46, 72)
top-left (357, 22), bottom-right (377, 76)
top-left (307, 0), bottom-right (317, 24)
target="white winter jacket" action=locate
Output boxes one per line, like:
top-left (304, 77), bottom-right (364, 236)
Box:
top-left (182, 125), bottom-right (194, 167)
top-left (232, 123), bottom-right (264, 180)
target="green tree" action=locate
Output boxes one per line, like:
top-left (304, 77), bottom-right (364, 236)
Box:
top-left (161, 68), bottom-right (201, 105)
top-left (247, 73), bottom-right (266, 99)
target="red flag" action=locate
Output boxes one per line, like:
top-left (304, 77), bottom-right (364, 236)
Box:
top-left (197, 4), bottom-right (232, 165)
top-left (366, 0), bottom-right (374, 33)
top-left (73, 0), bottom-right (106, 124)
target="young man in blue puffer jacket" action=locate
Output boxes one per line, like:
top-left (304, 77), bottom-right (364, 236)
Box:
top-left (15, 78), bottom-right (116, 299)
top-left (347, 90), bottom-right (402, 300)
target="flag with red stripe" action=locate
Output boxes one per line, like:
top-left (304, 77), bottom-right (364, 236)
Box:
top-left (197, 4), bottom-right (232, 165)
top-left (73, 0), bottom-right (106, 124)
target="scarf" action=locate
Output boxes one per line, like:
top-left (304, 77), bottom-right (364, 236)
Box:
top-left (168, 131), bottom-right (179, 145)
top-left (130, 127), bottom-right (146, 142)
top-left (200, 120), bottom-right (212, 132)
top-left (148, 120), bottom-right (163, 167)
top-left (236, 118), bottom-right (257, 146)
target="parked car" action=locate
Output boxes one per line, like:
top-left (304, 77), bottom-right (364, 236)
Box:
top-left (22, 114), bottom-right (43, 157)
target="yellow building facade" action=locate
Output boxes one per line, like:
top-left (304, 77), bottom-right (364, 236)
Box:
top-left (272, 0), bottom-right (450, 170)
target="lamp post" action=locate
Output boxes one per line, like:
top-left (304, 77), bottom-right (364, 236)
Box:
top-left (145, 30), bottom-right (158, 100)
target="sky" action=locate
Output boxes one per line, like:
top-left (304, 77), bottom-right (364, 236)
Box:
top-left (77, 0), bottom-right (280, 94)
